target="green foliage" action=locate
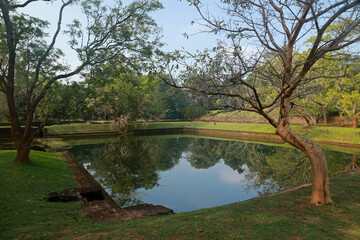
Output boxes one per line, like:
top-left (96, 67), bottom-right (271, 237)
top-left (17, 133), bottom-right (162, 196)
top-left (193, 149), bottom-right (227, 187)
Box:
top-left (0, 0), bottom-right (164, 129)
top-left (37, 81), bottom-right (89, 121)
top-left (327, 56), bottom-right (360, 120)
top-left (65, 0), bottom-right (163, 69)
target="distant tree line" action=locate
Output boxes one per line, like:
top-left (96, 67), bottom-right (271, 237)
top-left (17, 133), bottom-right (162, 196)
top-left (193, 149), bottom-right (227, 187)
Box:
top-left (0, 63), bottom-right (208, 123)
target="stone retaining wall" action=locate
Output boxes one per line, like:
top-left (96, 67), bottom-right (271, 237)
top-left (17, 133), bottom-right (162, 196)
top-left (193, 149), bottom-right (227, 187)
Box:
top-left (197, 115), bottom-right (353, 125)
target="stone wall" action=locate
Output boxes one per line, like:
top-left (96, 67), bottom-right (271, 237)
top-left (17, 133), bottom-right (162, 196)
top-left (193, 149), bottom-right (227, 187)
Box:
top-left (197, 115), bottom-right (306, 124)
top-left (198, 114), bottom-right (354, 126)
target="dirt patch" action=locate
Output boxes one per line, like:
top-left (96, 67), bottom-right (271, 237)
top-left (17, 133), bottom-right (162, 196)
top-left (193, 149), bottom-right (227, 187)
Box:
top-left (61, 152), bottom-right (174, 223)
top-left (303, 217), bottom-right (321, 224)
top-left (72, 232), bottom-right (113, 240)
top-left (287, 236), bottom-right (303, 240)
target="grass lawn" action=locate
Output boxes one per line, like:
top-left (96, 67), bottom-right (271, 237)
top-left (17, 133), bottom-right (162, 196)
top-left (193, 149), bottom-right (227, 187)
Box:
top-left (0, 121), bottom-right (353, 146)
top-left (45, 123), bottom-right (115, 135)
top-left (142, 122), bottom-right (360, 145)
top-left (0, 151), bottom-right (82, 239)
top-left (1, 150), bottom-right (360, 239)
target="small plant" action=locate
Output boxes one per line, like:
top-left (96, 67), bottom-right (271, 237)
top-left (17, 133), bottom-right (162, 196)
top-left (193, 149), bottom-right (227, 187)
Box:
top-left (111, 115), bottom-right (129, 133)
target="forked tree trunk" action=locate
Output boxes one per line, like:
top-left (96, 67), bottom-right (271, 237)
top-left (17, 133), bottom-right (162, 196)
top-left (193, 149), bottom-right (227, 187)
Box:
top-left (12, 128), bottom-right (33, 163)
top-left (276, 95), bottom-right (332, 205)
top-left (14, 140), bottom-right (31, 163)
top-left (7, 95), bottom-right (36, 163)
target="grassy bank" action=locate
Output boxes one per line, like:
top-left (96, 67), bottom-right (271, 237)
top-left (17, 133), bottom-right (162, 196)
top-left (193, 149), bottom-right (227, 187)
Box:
top-left (0, 151), bottom-right (81, 239)
top-left (142, 122), bottom-right (360, 145)
top-left (1, 150), bottom-right (360, 239)
top-left (44, 121), bottom-right (360, 145)
top-left (45, 123), bottom-right (116, 135)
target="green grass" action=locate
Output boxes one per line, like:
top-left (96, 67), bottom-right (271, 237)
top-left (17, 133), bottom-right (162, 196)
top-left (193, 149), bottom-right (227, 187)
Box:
top-left (1, 150), bottom-right (360, 239)
top-left (0, 151), bottom-right (81, 239)
top-left (295, 125), bottom-right (360, 144)
top-left (45, 123), bottom-right (115, 135)
top-left (140, 121), bottom-right (360, 145)
top-left (41, 121), bottom-right (360, 146)
top-left (207, 109), bottom-right (279, 118)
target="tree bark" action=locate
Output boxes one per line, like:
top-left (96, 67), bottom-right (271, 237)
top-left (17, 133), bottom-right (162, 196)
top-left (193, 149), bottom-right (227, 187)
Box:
top-left (12, 125), bottom-right (35, 163)
top-left (322, 105), bottom-right (327, 125)
top-left (13, 138), bottom-right (32, 163)
top-left (352, 116), bottom-right (358, 129)
top-left (276, 95), bottom-right (332, 205)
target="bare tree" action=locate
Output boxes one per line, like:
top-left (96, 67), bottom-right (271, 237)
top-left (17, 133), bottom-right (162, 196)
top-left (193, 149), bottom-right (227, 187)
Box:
top-left (159, 0), bottom-right (360, 205)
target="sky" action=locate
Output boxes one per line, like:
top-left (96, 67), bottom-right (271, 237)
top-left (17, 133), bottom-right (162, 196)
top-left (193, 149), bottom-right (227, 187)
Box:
top-left (20, 0), bottom-right (222, 81)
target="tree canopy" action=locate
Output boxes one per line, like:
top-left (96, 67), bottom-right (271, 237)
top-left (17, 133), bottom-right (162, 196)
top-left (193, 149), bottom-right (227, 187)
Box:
top-left (0, 0), bottom-right (163, 162)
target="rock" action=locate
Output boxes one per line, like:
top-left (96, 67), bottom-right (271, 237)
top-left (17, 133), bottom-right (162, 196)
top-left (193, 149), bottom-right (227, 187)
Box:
top-left (47, 192), bottom-right (60, 202)
top-left (60, 189), bottom-right (82, 202)
top-left (31, 146), bottom-right (46, 152)
top-left (74, 187), bottom-right (105, 201)
top-left (123, 203), bottom-right (174, 216)
top-left (45, 189), bottom-right (82, 202)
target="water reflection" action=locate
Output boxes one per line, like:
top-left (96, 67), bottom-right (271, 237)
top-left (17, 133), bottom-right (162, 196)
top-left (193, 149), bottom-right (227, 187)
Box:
top-left (70, 136), bottom-right (357, 212)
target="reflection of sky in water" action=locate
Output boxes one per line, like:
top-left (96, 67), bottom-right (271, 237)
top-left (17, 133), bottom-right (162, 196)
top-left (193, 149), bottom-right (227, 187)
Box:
top-left (136, 156), bottom-right (260, 213)
top-left (218, 164), bottom-right (252, 185)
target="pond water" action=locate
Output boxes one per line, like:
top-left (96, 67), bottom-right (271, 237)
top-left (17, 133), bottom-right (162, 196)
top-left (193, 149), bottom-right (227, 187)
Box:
top-left (68, 135), bottom-right (356, 213)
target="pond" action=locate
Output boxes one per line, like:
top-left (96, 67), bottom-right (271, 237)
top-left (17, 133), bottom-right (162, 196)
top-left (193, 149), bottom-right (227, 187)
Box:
top-left (67, 135), bottom-right (356, 213)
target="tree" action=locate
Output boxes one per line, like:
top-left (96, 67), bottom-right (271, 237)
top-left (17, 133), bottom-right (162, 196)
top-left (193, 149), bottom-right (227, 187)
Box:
top-left (149, 80), bottom-right (206, 120)
top-left (87, 63), bottom-right (158, 122)
top-left (327, 55), bottom-right (360, 128)
top-left (37, 81), bottom-right (90, 122)
top-left (160, 0), bottom-right (360, 205)
top-left (0, 0), bottom-right (162, 162)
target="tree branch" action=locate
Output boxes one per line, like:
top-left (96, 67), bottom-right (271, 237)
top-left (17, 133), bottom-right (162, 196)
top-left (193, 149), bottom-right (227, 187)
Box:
top-left (10, 0), bottom-right (50, 8)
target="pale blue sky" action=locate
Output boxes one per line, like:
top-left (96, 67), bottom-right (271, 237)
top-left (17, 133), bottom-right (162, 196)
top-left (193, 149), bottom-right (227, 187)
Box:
top-left (20, 0), bottom-right (222, 80)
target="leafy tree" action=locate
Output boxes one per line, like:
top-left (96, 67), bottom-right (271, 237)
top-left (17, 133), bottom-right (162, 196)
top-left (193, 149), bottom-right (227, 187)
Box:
top-left (36, 81), bottom-right (90, 122)
top-left (160, 0), bottom-right (360, 205)
top-left (0, 0), bottom-right (162, 162)
top-left (141, 79), bottom-right (207, 120)
top-left (327, 55), bottom-right (360, 128)
top-left (87, 63), bottom-right (158, 121)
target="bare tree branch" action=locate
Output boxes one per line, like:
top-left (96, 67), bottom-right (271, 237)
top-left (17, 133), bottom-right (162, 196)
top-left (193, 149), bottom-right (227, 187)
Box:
top-left (10, 0), bottom-right (50, 8)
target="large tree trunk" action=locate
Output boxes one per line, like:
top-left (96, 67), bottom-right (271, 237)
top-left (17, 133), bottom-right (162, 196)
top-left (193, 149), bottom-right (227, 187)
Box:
top-left (352, 116), bottom-right (358, 129)
top-left (12, 124), bottom-right (35, 163)
top-left (7, 94), bottom-right (35, 163)
top-left (276, 125), bottom-right (332, 205)
top-left (13, 138), bottom-right (32, 163)
top-left (322, 105), bottom-right (327, 125)
top-left (276, 95), bottom-right (332, 205)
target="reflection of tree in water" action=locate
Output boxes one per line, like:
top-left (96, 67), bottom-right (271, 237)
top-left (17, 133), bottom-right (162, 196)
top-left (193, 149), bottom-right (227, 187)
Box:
top-left (76, 136), bottom-right (190, 207)
top-left (186, 138), bottom-right (223, 169)
top-left (186, 139), bottom-right (356, 195)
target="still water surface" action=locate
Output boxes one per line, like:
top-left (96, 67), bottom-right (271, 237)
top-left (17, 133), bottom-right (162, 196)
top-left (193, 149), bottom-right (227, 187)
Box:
top-left (69, 135), bottom-right (355, 213)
